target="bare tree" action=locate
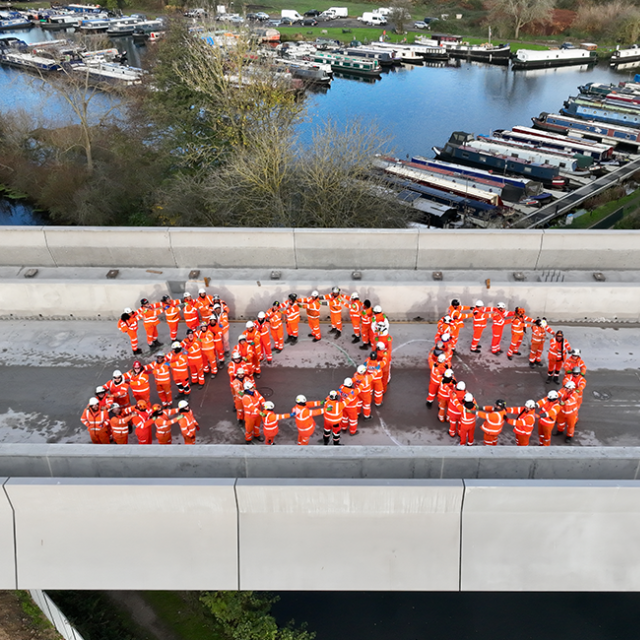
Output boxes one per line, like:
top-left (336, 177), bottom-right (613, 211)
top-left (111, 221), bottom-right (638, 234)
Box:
top-left (389, 1), bottom-right (413, 35)
top-left (486, 0), bottom-right (555, 39)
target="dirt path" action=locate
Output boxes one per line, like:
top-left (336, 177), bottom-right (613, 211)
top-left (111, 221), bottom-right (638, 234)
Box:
top-left (0, 591), bottom-right (62, 640)
top-left (106, 592), bottom-right (179, 640)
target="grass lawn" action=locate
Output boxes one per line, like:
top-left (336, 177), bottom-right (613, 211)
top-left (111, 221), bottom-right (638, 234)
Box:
top-left (569, 189), bottom-right (640, 229)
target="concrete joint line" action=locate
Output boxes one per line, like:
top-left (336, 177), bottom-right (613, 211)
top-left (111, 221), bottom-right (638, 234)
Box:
top-left (2, 479), bottom-right (18, 588)
top-left (292, 228), bottom-right (299, 270)
top-left (233, 478), bottom-right (240, 590)
top-left (634, 459), bottom-right (640, 481)
top-left (166, 228), bottom-right (179, 269)
top-left (458, 479), bottom-right (466, 592)
top-left (534, 230), bottom-right (545, 272)
top-left (42, 229), bottom-right (57, 268)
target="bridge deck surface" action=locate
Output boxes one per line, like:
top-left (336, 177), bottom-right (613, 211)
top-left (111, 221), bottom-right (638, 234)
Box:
top-left (0, 318), bottom-right (637, 448)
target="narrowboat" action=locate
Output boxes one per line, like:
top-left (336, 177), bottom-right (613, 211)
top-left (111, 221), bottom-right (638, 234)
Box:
top-left (511, 48), bottom-right (597, 70)
top-left (312, 52), bottom-right (381, 77)
top-left (448, 42), bottom-right (511, 64)
top-left (610, 45), bottom-right (640, 65)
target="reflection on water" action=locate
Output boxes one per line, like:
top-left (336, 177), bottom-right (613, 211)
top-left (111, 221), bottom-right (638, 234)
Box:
top-left (0, 198), bottom-right (46, 225)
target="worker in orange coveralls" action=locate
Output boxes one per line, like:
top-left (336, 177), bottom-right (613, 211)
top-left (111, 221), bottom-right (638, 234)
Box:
top-left (230, 368), bottom-right (247, 424)
top-left (321, 390), bottom-right (346, 445)
top-left (195, 288), bottom-right (214, 323)
top-left (302, 290), bottom-right (322, 342)
top-left (167, 341), bottom-right (191, 396)
top-left (555, 380), bottom-right (580, 444)
top-left (147, 352), bottom-right (173, 408)
top-left (176, 399), bottom-right (199, 445)
top-left (348, 292), bottom-right (363, 343)
top-left (147, 404), bottom-right (180, 445)
top-left (266, 302), bottom-right (285, 352)
top-left (536, 390), bottom-right (562, 446)
top-left (118, 307), bottom-right (142, 355)
top-left (353, 364), bottom-right (373, 420)
top-left (563, 348), bottom-right (587, 376)
top-left (528, 318), bottom-right (554, 368)
top-left (547, 330), bottom-right (572, 384)
top-left (241, 380), bottom-right (265, 444)
top-left (125, 360), bottom-right (151, 407)
top-left (458, 393), bottom-right (478, 446)
top-left (161, 295), bottom-right (182, 342)
top-left (466, 300), bottom-right (493, 353)
top-left (103, 369), bottom-right (130, 408)
top-left (137, 298), bottom-right (163, 349)
top-left (290, 394), bottom-right (323, 446)
top-left (197, 322), bottom-right (218, 379)
top-left (256, 312), bottom-right (273, 363)
top-left (339, 377), bottom-right (360, 435)
top-left (426, 354), bottom-right (448, 407)
top-left (447, 381), bottom-right (467, 437)
top-left (477, 399), bottom-right (508, 446)
top-left (324, 287), bottom-right (346, 339)
top-left (81, 398), bottom-right (111, 444)
top-left (182, 292), bottom-right (201, 331)
top-left (359, 300), bottom-right (374, 350)
top-left (490, 302), bottom-right (511, 354)
top-left (562, 366), bottom-right (587, 411)
top-left (284, 294), bottom-right (301, 345)
top-left (436, 369), bottom-right (455, 423)
top-left (261, 401), bottom-right (291, 445)
top-left (506, 400), bottom-right (537, 447)
top-left (506, 307), bottom-right (534, 360)
top-left (182, 329), bottom-right (205, 387)
top-left (109, 404), bottom-right (135, 445)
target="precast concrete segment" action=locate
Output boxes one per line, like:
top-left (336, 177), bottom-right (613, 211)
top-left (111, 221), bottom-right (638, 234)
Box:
top-left (0, 478), bottom-right (17, 588)
top-left (2, 278), bottom-right (640, 320)
top-left (460, 480), bottom-right (640, 592)
top-left (4, 477), bottom-right (238, 590)
top-left (3, 445), bottom-right (640, 480)
top-left (2, 227), bottom-right (640, 271)
top-left (236, 478), bottom-right (463, 591)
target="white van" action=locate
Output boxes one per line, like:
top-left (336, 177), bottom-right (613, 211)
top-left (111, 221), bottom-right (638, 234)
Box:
top-left (281, 9), bottom-right (303, 21)
top-left (359, 11), bottom-right (387, 25)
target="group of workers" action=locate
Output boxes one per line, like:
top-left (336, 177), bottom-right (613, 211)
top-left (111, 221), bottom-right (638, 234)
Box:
top-left (82, 287), bottom-right (392, 445)
top-left (426, 298), bottom-right (588, 445)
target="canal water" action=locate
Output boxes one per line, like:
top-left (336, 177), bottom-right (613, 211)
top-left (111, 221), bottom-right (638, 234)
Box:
top-left (0, 26), bottom-right (637, 222)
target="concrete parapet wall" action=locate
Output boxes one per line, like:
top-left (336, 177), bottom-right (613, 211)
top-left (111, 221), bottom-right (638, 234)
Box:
top-left (2, 444), bottom-right (640, 481)
top-left (2, 476), bottom-right (640, 591)
top-left (2, 227), bottom-right (640, 271)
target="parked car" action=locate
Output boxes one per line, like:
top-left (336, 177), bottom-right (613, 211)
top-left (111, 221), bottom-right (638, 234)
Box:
top-left (279, 16), bottom-right (300, 25)
top-left (227, 14), bottom-right (244, 24)
top-left (266, 18), bottom-right (281, 26)
top-left (304, 9), bottom-right (321, 16)
top-left (302, 17), bottom-right (318, 26)
top-left (413, 20), bottom-right (428, 29)
top-left (255, 11), bottom-right (269, 20)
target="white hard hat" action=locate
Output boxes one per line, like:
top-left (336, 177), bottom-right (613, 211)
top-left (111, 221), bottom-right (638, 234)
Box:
top-left (238, 334), bottom-right (246, 341)
top-left (571, 348), bottom-right (581, 356)
top-left (437, 354), bottom-right (446, 363)
top-left (245, 320), bottom-right (254, 329)
top-left (351, 292), bottom-right (359, 299)
top-left (213, 303), bottom-right (221, 309)
top-left (257, 311), bottom-right (266, 319)
top-left (373, 305), bottom-right (382, 313)
top-left (376, 342), bottom-right (386, 350)
top-left (243, 380), bottom-right (254, 390)
top-left (441, 333), bottom-right (451, 342)
top-left (456, 381), bottom-right (466, 391)
top-left (198, 288), bottom-right (206, 294)
top-left (547, 390), bottom-right (559, 400)
top-left (311, 290), bottom-right (319, 297)
top-left (444, 315), bottom-right (452, 323)
top-left (565, 380), bottom-right (576, 390)
top-left (296, 394), bottom-right (307, 404)
top-left (343, 377), bottom-right (353, 387)
top-left (525, 400), bottom-right (536, 410)
top-left (464, 392), bottom-right (474, 403)
top-left (331, 286), bottom-right (340, 294)
top-left (232, 350), bottom-right (241, 359)
top-left (475, 300), bottom-right (484, 307)
top-left (444, 368), bottom-right (454, 377)
top-left (95, 386), bottom-right (105, 394)
top-left (377, 326), bottom-right (389, 336)
top-left (112, 370), bottom-right (122, 378)
top-left (171, 341), bottom-right (181, 349)
top-left (123, 307), bottom-right (132, 314)
top-left (183, 292), bottom-right (191, 297)
top-left (497, 302), bottom-right (506, 309)
top-left (264, 401), bottom-right (275, 411)
top-left (236, 368), bottom-right (245, 376)
top-left (178, 400), bottom-right (189, 409)
top-left (89, 397), bottom-right (99, 406)
top-left (540, 319), bottom-right (548, 327)
top-left (357, 364), bottom-right (367, 374)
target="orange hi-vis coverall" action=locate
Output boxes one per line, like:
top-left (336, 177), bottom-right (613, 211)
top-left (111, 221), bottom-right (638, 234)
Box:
top-left (162, 298), bottom-right (182, 341)
top-left (284, 300), bottom-right (301, 339)
top-left (468, 307), bottom-right (492, 351)
top-left (244, 326), bottom-right (263, 367)
top-left (490, 308), bottom-right (513, 354)
top-left (118, 312), bottom-right (140, 353)
top-left (437, 378), bottom-right (455, 423)
top-left (556, 389), bottom-right (580, 438)
top-left (103, 377), bottom-right (130, 408)
top-left (339, 384), bottom-right (360, 434)
top-left (110, 406), bottom-right (135, 445)
top-left (506, 406), bottom-right (536, 446)
top-left (563, 354), bottom-right (587, 376)
top-left (447, 388), bottom-right (466, 436)
top-left (177, 409), bottom-right (199, 445)
top-left (257, 319), bottom-right (273, 363)
top-left (477, 407), bottom-right (506, 446)
top-left (291, 401), bottom-right (323, 445)
top-left (208, 321), bottom-right (225, 363)
top-left (195, 293), bottom-right (214, 322)
top-left (147, 361), bottom-right (173, 407)
top-left (197, 327), bottom-right (219, 376)
top-left (324, 292), bottom-right (346, 332)
top-left (182, 301), bottom-right (200, 331)
top-left (366, 358), bottom-right (384, 406)
top-left (238, 339), bottom-right (258, 377)
top-left (548, 336), bottom-right (571, 378)
top-left (353, 369), bottom-right (373, 418)
top-left (230, 377), bottom-right (246, 420)
top-left (428, 343), bottom-right (452, 369)
top-left (135, 416), bottom-right (155, 444)
top-left (507, 314), bottom-right (533, 358)
top-left (349, 298), bottom-right (362, 337)
top-left (536, 397), bottom-right (562, 446)
top-left (458, 405), bottom-right (477, 446)
top-left (139, 302), bottom-right (163, 346)
top-left (303, 297), bottom-right (322, 340)
top-left (182, 335), bottom-right (205, 385)
top-left (81, 405), bottom-right (111, 444)
top-left (427, 362), bottom-right (448, 403)
top-left (322, 395), bottom-right (346, 444)
top-left (529, 323), bottom-right (554, 365)
top-left (448, 303), bottom-right (471, 320)
top-left (126, 369), bottom-right (151, 406)
top-left (241, 389), bottom-right (265, 442)
top-left (153, 412), bottom-right (178, 445)
top-left (262, 409), bottom-right (291, 445)
top-left (166, 350), bottom-right (191, 395)
top-left (360, 306), bottom-right (374, 347)
top-left (266, 306), bottom-right (285, 350)
top-left (562, 373), bottom-right (586, 410)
